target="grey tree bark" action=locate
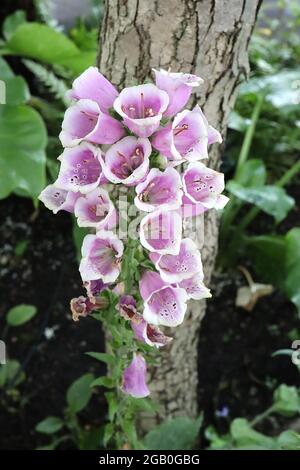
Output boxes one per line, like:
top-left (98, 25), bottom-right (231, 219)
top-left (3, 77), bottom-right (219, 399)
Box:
top-left (98, 0), bottom-right (261, 424)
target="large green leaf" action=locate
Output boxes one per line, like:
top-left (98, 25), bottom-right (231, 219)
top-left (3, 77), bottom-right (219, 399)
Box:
top-left (144, 416), bottom-right (202, 450)
top-left (3, 76), bottom-right (30, 105)
top-left (6, 23), bottom-right (79, 63)
top-left (227, 182), bottom-right (294, 223)
top-left (62, 51), bottom-right (97, 76)
top-left (66, 373), bottom-right (95, 414)
top-left (5, 23), bottom-right (95, 75)
top-left (246, 235), bottom-right (286, 288)
top-left (235, 159), bottom-right (266, 187)
top-left (247, 229), bottom-right (300, 313)
top-left (0, 104), bottom-right (47, 199)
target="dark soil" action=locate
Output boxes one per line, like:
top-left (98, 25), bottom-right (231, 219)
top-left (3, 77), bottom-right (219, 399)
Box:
top-left (0, 196), bottom-right (106, 450)
top-left (198, 271), bottom-right (300, 440)
top-left (0, 194), bottom-right (299, 449)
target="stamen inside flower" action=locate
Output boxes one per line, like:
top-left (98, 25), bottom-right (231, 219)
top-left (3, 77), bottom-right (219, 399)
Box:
top-left (174, 124), bottom-right (188, 136)
top-left (114, 147), bottom-right (144, 179)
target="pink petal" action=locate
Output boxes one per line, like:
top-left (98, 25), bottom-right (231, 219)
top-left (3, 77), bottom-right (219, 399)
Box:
top-left (121, 353), bottom-right (150, 398)
top-left (67, 66), bottom-right (118, 113)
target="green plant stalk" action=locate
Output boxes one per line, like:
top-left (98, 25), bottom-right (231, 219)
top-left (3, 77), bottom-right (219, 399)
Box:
top-left (249, 404), bottom-right (276, 428)
top-left (221, 95), bottom-right (264, 239)
top-left (235, 93), bottom-right (265, 176)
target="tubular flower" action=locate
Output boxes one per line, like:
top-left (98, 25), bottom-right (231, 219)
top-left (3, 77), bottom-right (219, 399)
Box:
top-left (117, 295), bottom-right (138, 321)
top-left (121, 353), bottom-right (150, 398)
top-left (55, 143), bottom-right (102, 193)
top-left (183, 161), bottom-right (227, 209)
top-left (150, 238), bottom-right (203, 283)
top-left (59, 99), bottom-right (125, 147)
top-left (74, 187), bottom-right (116, 229)
top-left (113, 83), bottom-right (169, 137)
top-left (153, 68), bottom-right (203, 117)
top-left (131, 316), bottom-right (172, 348)
top-left (70, 295), bottom-right (109, 322)
top-left (140, 209), bottom-right (182, 255)
top-left (100, 136), bottom-right (151, 186)
top-left (134, 167), bottom-right (183, 212)
top-left (38, 185), bottom-right (80, 214)
top-left (178, 274), bottom-right (211, 300)
top-left (67, 66), bottom-right (118, 113)
top-left (139, 271), bottom-right (188, 327)
top-left (152, 105), bottom-right (222, 163)
top-left (79, 231), bottom-right (124, 283)
top-left (83, 279), bottom-right (106, 303)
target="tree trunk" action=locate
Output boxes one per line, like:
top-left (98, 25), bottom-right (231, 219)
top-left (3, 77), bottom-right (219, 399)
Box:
top-left (98, 0), bottom-right (261, 424)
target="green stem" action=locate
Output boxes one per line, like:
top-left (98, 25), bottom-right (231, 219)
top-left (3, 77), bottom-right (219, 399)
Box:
top-left (276, 159), bottom-right (300, 188)
top-left (235, 94), bottom-right (264, 176)
top-left (221, 95), bottom-right (264, 239)
top-left (123, 237), bottom-right (137, 293)
top-left (250, 405), bottom-right (276, 428)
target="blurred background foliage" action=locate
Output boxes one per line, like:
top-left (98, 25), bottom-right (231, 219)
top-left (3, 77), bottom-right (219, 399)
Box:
top-left (0, 0), bottom-right (300, 450)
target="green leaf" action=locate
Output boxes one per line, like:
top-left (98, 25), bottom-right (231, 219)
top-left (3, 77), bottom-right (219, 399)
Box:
top-left (227, 182), bottom-right (294, 223)
top-left (66, 373), bottom-right (94, 414)
top-left (230, 418), bottom-right (275, 449)
top-left (61, 51), bottom-right (97, 76)
top-left (6, 23), bottom-right (79, 63)
top-left (3, 10), bottom-right (26, 41)
top-left (144, 416), bottom-right (203, 450)
top-left (3, 76), bottom-right (30, 105)
top-left (90, 376), bottom-right (114, 389)
top-left (273, 384), bottom-right (300, 417)
top-left (0, 57), bottom-right (14, 79)
top-left (85, 352), bottom-right (116, 365)
top-left (6, 304), bottom-right (37, 326)
top-left (284, 228), bottom-right (300, 312)
top-left (277, 430), bottom-right (300, 450)
top-left (235, 159), bottom-right (266, 188)
top-left (35, 417), bottom-right (64, 434)
top-left (0, 359), bottom-right (25, 388)
top-left (5, 23), bottom-right (95, 75)
top-left (0, 57), bottom-right (30, 105)
top-left (246, 235), bottom-right (286, 288)
top-left (0, 104), bottom-right (47, 199)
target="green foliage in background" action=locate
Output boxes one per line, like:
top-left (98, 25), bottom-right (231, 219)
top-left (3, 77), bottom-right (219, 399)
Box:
top-left (219, 0), bottom-right (300, 314)
top-left (0, 10), bottom-right (98, 202)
